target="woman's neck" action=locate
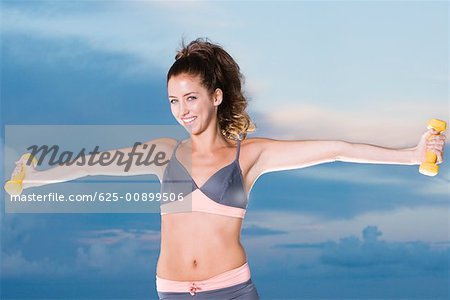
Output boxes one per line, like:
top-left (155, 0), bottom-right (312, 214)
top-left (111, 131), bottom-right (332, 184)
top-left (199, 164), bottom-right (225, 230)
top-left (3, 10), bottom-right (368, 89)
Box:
top-left (188, 124), bottom-right (232, 154)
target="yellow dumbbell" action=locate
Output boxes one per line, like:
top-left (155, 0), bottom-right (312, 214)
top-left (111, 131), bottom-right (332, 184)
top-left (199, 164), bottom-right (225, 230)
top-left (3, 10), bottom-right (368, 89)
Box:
top-left (419, 119), bottom-right (447, 176)
top-left (4, 153), bottom-right (38, 196)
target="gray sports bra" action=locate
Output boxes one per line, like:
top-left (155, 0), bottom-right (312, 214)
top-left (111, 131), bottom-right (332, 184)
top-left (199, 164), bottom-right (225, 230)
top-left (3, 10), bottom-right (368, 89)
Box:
top-left (160, 139), bottom-right (248, 218)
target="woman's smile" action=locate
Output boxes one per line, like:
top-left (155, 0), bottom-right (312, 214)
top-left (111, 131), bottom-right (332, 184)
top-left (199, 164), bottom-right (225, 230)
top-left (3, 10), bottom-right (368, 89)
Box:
top-left (182, 116), bottom-right (197, 126)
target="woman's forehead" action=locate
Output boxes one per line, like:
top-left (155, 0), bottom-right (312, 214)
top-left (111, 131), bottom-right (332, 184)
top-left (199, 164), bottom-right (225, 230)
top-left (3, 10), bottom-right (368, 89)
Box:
top-left (169, 72), bottom-right (201, 82)
top-left (168, 74), bottom-right (204, 92)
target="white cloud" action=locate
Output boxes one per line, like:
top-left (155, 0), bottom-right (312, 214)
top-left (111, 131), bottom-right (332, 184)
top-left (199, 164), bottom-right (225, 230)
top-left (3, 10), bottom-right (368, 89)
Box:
top-left (1, 250), bottom-right (73, 278)
top-left (243, 205), bottom-right (449, 274)
top-left (252, 102), bottom-right (448, 148)
top-left (75, 228), bottom-right (160, 248)
top-left (1, 224), bottom-right (160, 279)
top-left (0, 214), bottom-right (73, 278)
top-left (291, 165), bottom-right (411, 185)
top-left (414, 175), bottom-right (450, 196)
top-left (245, 205), bottom-right (449, 247)
top-left (287, 164), bottom-right (449, 197)
top-left (1, 4), bottom-right (173, 75)
top-left (318, 226), bottom-right (449, 273)
top-left (0, 1), bottom-right (243, 77)
top-left (74, 233), bottom-right (158, 277)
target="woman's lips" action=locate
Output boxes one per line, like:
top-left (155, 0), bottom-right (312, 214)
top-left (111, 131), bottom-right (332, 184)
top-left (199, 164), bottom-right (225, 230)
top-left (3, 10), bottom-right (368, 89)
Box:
top-left (182, 116), bottom-right (197, 125)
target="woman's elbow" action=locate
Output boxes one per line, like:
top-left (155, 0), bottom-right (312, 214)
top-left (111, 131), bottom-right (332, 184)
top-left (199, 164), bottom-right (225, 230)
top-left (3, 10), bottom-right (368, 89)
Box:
top-left (334, 140), bottom-right (350, 162)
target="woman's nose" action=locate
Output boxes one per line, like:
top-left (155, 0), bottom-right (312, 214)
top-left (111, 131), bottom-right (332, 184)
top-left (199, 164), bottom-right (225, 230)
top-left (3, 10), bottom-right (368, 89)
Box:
top-left (179, 101), bottom-right (189, 115)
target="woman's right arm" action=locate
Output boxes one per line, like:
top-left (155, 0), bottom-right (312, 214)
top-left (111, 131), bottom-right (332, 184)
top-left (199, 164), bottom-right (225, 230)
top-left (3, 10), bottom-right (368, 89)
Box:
top-left (19, 137), bottom-right (175, 190)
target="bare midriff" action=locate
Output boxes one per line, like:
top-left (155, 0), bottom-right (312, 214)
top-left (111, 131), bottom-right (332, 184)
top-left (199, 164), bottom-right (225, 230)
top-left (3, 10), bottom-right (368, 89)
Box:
top-left (156, 211), bottom-right (247, 281)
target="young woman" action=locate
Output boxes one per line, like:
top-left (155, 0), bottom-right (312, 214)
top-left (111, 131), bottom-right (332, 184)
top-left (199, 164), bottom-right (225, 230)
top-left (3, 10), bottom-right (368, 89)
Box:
top-left (11, 38), bottom-right (446, 299)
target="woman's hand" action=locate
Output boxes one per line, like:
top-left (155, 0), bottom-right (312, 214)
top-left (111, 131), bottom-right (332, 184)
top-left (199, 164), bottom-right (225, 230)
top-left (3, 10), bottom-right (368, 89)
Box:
top-left (413, 128), bottom-right (447, 164)
top-left (10, 154), bottom-right (39, 190)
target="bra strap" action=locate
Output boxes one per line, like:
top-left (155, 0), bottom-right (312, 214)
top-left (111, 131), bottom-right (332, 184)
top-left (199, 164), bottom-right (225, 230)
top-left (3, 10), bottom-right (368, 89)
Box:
top-left (171, 140), bottom-right (182, 158)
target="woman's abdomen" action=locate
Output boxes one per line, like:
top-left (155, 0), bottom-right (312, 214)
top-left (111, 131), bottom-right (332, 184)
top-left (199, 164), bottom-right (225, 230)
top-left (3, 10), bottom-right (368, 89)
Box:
top-left (157, 212), bottom-right (247, 281)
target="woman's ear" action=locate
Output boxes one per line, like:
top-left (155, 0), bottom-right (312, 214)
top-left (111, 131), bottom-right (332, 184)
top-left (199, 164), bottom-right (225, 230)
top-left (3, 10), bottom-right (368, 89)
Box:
top-left (213, 88), bottom-right (223, 106)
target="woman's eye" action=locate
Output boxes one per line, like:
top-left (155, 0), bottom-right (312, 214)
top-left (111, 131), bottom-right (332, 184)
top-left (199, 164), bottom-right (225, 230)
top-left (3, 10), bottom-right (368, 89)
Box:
top-left (169, 97), bottom-right (195, 104)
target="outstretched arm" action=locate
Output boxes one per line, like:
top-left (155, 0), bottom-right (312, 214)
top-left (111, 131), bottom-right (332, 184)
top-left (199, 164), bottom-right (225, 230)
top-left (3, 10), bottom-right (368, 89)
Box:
top-left (251, 128), bottom-right (446, 176)
top-left (337, 128), bottom-right (446, 165)
top-left (11, 138), bottom-right (176, 190)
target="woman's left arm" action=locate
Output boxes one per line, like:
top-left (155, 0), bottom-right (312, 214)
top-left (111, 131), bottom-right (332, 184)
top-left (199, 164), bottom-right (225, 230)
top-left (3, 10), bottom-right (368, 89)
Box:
top-left (337, 128), bottom-right (447, 165)
top-left (251, 128), bottom-right (446, 177)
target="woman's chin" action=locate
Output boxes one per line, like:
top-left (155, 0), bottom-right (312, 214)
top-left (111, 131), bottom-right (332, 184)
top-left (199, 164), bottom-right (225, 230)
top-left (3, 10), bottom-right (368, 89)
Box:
top-left (180, 120), bottom-right (201, 135)
top-left (183, 124), bottom-right (196, 134)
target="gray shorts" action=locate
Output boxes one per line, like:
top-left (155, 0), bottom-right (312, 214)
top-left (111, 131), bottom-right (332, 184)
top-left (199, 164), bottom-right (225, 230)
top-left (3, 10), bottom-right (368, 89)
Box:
top-left (157, 278), bottom-right (260, 300)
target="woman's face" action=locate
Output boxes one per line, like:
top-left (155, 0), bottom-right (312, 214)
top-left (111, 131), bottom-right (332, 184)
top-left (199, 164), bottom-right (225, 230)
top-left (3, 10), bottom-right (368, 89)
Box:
top-left (167, 73), bottom-right (222, 135)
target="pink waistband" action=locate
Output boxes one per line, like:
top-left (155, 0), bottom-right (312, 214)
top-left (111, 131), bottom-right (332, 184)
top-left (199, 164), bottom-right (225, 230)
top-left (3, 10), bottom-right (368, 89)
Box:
top-left (156, 262), bottom-right (251, 295)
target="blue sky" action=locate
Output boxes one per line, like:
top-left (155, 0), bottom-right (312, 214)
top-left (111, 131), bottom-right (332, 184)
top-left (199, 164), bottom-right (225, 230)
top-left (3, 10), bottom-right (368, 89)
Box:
top-left (1, 1), bottom-right (449, 299)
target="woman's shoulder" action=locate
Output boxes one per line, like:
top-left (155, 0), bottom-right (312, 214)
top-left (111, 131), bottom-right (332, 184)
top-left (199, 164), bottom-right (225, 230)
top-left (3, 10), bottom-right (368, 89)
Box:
top-left (141, 137), bottom-right (180, 158)
top-left (144, 137), bottom-right (179, 146)
top-left (241, 136), bottom-right (274, 156)
top-left (242, 136), bottom-right (273, 148)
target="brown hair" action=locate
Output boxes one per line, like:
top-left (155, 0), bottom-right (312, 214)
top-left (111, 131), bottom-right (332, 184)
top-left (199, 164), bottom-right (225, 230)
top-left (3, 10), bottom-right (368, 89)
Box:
top-left (167, 38), bottom-right (256, 141)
